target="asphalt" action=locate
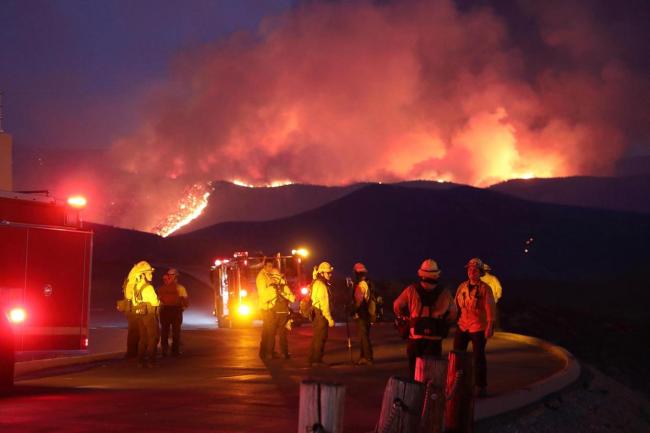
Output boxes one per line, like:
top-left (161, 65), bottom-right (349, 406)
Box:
top-left (12, 322), bottom-right (580, 424)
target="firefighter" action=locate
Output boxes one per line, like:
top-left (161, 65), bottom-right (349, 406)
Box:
top-left (308, 261), bottom-right (335, 367)
top-left (257, 259), bottom-right (277, 360)
top-left (481, 262), bottom-right (503, 329)
top-left (393, 259), bottom-right (456, 378)
top-left (454, 258), bottom-right (496, 398)
top-left (352, 262), bottom-right (374, 366)
top-left (124, 261), bottom-right (160, 368)
top-left (269, 268), bottom-right (296, 359)
top-left (122, 276), bottom-right (140, 359)
top-left (157, 268), bottom-right (188, 357)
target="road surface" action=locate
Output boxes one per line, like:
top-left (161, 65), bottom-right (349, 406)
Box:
top-left (3, 323), bottom-right (566, 433)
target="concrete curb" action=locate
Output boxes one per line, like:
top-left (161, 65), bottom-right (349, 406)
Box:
top-left (475, 332), bottom-right (581, 420)
top-left (15, 351), bottom-right (124, 377)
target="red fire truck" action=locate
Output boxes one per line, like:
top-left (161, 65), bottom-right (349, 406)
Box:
top-left (210, 250), bottom-right (310, 328)
top-left (0, 190), bottom-right (92, 356)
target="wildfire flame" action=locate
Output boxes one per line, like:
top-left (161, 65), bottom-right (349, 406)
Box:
top-left (232, 179), bottom-right (294, 188)
top-left (152, 182), bottom-right (213, 237)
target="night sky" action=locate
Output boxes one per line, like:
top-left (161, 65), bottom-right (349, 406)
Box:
top-left (1, 0), bottom-right (649, 231)
top-left (0, 0), bottom-right (294, 149)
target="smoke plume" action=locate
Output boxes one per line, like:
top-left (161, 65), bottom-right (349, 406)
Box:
top-left (98, 0), bottom-right (648, 231)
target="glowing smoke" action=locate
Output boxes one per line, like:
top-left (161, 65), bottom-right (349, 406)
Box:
top-left (101, 0), bottom-right (648, 231)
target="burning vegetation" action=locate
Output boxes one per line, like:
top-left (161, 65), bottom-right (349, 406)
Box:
top-left (152, 182), bottom-right (212, 237)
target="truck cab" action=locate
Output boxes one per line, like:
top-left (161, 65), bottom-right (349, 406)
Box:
top-left (0, 191), bottom-right (92, 357)
top-left (210, 250), bottom-right (309, 328)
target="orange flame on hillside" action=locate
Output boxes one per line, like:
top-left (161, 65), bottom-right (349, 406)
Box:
top-left (152, 182), bottom-right (213, 237)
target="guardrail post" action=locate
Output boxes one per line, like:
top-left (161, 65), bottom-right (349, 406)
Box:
top-left (444, 350), bottom-right (475, 433)
top-left (298, 380), bottom-right (345, 433)
top-left (415, 356), bottom-right (447, 433)
top-left (376, 376), bottom-right (425, 433)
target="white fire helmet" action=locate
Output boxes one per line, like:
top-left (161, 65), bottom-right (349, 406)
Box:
top-left (417, 259), bottom-right (440, 279)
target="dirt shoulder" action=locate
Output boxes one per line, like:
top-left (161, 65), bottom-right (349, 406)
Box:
top-left (477, 364), bottom-right (650, 433)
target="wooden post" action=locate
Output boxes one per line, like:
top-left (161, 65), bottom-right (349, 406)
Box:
top-left (298, 380), bottom-right (345, 433)
top-left (376, 376), bottom-right (425, 433)
top-left (444, 350), bottom-right (475, 433)
top-left (414, 355), bottom-right (448, 387)
top-left (414, 356), bottom-right (447, 433)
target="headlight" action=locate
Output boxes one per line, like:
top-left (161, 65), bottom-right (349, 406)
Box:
top-left (237, 304), bottom-right (251, 316)
top-left (8, 307), bottom-right (27, 324)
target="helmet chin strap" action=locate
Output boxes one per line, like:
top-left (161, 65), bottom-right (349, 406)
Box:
top-left (420, 277), bottom-right (438, 285)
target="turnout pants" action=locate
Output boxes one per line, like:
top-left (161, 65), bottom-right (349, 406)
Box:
top-left (137, 312), bottom-right (159, 364)
top-left (125, 310), bottom-right (140, 358)
top-left (453, 328), bottom-right (488, 387)
top-left (274, 312), bottom-right (290, 357)
top-left (160, 305), bottom-right (183, 355)
top-left (309, 309), bottom-right (329, 364)
top-left (259, 309), bottom-right (277, 359)
top-left (356, 317), bottom-right (373, 361)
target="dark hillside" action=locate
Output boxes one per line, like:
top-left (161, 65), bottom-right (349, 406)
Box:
top-left (173, 182), bottom-right (366, 234)
top-left (166, 183), bottom-right (650, 285)
top-left (490, 175), bottom-right (650, 215)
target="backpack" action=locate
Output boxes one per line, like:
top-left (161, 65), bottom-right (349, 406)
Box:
top-left (352, 279), bottom-right (378, 323)
top-left (366, 282), bottom-right (378, 323)
top-left (412, 284), bottom-right (449, 338)
top-left (299, 281), bottom-right (315, 320)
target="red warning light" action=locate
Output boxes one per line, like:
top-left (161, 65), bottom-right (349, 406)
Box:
top-left (67, 195), bottom-right (87, 208)
top-left (8, 307), bottom-right (27, 324)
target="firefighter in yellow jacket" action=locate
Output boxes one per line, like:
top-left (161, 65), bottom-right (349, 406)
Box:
top-left (269, 268), bottom-right (296, 359)
top-left (308, 262), bottom-right (335, 367)
top-left (257, 259), bottom-right (277, 359)
top-left (124, 261), bottom-right (160, 368)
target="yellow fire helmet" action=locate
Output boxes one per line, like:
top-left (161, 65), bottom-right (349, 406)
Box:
top-left (317, 262), bottom-right (334, 274)
top-left (128, 261), bottom-right (155, 282)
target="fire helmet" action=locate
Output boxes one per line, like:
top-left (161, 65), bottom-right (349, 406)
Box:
top-left (317, 262), bottom-right (334, 274)
top-left (465, 258), bottom-right (484, 269)
top-left (126, 261), bottom-right (155, 286)
top-left (417, 259), bottom-right (440, 278)
top-left (353, 262), bottom-right (368, 273)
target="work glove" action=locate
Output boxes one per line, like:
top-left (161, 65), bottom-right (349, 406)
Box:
top-left (328, 319), bottom-right (335, 327)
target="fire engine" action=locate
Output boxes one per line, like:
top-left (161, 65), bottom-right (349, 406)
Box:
top-left (210, 249), bottom-right (310, 328)
top-left (0, 190), bottom-right (92, 355)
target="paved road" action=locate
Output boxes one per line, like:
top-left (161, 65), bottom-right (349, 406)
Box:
top-left (3, 323), bottom-right (566, 433)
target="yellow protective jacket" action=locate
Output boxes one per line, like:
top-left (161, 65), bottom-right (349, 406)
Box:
top-left (272, 281), bottom-right (296, 313)
top-left (257, 270), bottom-right (276, 311)
top-left (311, 278), bottom-right (334, 325)
top-left (480, 273), bottom-right (502, 303)
top-left (130, 283), bottom-right (160, 308)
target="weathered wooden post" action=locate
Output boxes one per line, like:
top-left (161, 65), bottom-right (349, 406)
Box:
top-left (298, 380), bottom-right (345, 433)
top-left (376, 376), bottom-right (425, 433)
top-left (444, 350), bottom-right (475, 433)
top-left (414, 356), bottom-right (448, 433)
top-left (414, 355), bottom-right (448, 387)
